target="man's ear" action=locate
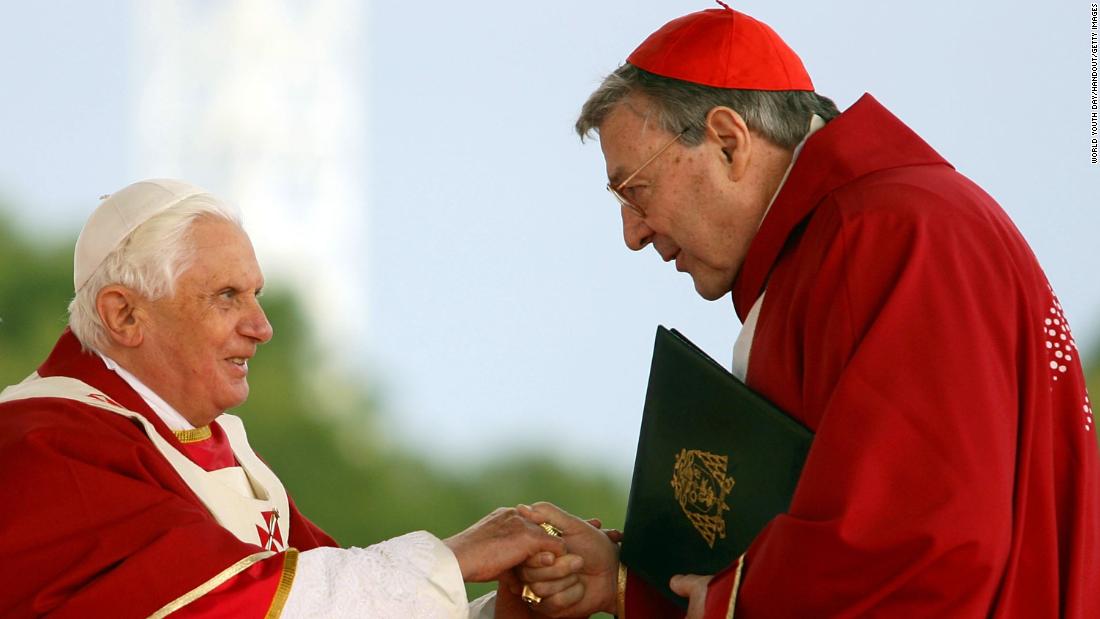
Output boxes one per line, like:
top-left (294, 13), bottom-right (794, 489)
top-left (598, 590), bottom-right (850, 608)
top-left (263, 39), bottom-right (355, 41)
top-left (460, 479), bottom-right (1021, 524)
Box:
top-left (704, 106), bottom-right (752, 181)
top-left (95, 285), bottom-right (145, 348)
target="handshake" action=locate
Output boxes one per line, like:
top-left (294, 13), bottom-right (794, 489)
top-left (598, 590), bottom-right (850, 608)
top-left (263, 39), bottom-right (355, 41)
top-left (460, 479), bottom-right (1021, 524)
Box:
top-left (444, 502), bottom-right (717, 618)
top-left (443, 502), bottom-right (622, 617)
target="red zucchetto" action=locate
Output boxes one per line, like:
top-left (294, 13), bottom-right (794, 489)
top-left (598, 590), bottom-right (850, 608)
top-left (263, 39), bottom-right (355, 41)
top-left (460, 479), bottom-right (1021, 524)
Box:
top-left (626, 1), bottom-right (814, 91)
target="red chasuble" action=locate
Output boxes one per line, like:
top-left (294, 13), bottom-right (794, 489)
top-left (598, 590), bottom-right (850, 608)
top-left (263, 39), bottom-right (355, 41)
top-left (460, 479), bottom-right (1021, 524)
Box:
top-left (624, 94), bottom-right (1099, 617)
top-left (0, 331), bottom-right (338, 618)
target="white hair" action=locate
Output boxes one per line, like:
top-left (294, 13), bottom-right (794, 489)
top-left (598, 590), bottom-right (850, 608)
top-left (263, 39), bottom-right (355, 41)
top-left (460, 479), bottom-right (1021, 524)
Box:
top-left (67, 194), bottom-right (242, 353)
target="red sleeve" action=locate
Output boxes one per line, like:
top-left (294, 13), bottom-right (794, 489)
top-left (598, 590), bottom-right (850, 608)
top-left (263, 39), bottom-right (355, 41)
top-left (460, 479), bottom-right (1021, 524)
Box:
top-left (701, 557), bottom-right (744, 619)
top-left (737, 188), bottom-right (1026, 616)
top-left (169, 549), bottom-right (298, 619)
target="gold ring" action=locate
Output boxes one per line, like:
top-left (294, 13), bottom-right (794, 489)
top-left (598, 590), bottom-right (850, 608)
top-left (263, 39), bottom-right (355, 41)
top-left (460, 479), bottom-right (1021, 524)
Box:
top-left (521, 522), bottom-right (563, 605)
top-left (539, 522), bottom-right (563, 537)
top-left (522, 588), bottom-right (542, 606)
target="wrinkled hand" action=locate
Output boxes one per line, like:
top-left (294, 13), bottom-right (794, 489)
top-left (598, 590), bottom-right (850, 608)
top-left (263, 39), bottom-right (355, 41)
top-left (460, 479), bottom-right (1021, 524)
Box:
top-left (670, 573), bottom-right (713, 619)
top-left (514, 502), bottom-right (620, 617)
top-left (495, 516), bottom-right (616, 618)
top-left (494, 568), bottom-right (585, 619)
top-left (443, 507), bottom-right (567, 583)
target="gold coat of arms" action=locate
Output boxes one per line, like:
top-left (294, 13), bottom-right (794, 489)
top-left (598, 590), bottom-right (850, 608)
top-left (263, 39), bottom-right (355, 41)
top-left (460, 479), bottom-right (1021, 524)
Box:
top-left (670, 448), bottom-right (736, 548)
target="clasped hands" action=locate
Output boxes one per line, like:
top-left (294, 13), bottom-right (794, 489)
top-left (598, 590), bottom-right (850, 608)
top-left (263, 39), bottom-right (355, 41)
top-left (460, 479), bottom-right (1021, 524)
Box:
top-left (444, 502), bottom-right (714, 618)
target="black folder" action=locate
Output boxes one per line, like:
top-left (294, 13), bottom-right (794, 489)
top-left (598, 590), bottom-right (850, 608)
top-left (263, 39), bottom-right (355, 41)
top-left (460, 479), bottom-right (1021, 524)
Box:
top-left (620, 326), bottom-right (813, 607)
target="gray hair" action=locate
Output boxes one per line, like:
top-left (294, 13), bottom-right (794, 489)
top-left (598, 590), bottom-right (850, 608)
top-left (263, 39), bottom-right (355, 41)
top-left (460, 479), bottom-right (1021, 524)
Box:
top-left (576, 64), bottom-right (840, 148)
top-left (68, 194), bottom-right (242, 353)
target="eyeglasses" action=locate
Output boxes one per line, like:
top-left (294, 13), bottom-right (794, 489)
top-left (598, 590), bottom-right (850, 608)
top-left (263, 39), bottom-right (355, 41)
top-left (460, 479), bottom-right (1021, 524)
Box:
top-left (606, 128), bottom-right (689, 218)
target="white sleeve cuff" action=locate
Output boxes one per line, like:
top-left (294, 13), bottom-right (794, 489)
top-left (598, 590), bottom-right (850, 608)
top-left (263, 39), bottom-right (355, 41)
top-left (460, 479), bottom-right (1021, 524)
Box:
top-left (281, 531), bottom-right (468, 618)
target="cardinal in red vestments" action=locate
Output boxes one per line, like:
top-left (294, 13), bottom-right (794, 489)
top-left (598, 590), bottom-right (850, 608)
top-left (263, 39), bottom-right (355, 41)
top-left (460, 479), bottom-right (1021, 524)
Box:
top-left (515, 4), bottom-right (1100, 618)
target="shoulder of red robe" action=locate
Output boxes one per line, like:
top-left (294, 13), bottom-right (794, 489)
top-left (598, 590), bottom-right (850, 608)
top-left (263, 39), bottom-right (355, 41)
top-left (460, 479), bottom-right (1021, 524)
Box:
top-left (730, 93), bottom-right (951, 320)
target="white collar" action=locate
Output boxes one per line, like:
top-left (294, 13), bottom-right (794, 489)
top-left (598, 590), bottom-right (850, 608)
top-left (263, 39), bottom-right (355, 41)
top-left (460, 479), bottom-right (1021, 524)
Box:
top-left (96, 352), bottom-right (196, 431)
top-left (758, 114), bottom-right (827, 227)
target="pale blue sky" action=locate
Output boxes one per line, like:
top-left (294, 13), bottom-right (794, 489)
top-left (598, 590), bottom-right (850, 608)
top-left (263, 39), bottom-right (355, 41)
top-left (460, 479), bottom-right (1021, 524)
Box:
top-left (1, 0), bottom-right (1097, 475)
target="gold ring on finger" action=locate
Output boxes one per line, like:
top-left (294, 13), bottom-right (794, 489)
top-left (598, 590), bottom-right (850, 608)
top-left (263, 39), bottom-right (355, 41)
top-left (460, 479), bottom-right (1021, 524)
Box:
top-left (539, 522), bottom-right (563, 537)
top-left (522, 586), bottom-right (542, 605)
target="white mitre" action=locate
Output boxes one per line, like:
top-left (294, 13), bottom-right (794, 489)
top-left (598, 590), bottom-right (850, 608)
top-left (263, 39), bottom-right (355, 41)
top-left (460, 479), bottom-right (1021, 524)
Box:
top-left (73, 178), bottom-right (212, 292)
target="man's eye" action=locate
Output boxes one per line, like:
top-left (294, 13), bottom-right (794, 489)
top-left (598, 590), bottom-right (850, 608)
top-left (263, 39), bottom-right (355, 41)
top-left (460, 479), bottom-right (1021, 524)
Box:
top-left (219, 289), bottom-right (238, 300)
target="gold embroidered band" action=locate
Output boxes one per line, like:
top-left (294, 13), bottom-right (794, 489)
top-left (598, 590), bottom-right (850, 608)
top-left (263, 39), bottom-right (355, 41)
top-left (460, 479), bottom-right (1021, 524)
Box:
top-left (174, 426), bottom-right (213, 443)
top-left (264, 548), bottom-right (300, 618)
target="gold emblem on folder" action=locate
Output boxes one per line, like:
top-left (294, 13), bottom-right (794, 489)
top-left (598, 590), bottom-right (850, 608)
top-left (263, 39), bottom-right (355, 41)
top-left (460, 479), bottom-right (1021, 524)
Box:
top-left (671, 448), bottom-right (735, 548)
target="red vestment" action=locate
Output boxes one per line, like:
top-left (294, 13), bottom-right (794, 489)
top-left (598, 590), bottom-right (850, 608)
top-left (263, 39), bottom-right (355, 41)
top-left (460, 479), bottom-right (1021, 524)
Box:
top-left (624, 94), bottom-right (1099, 617)
top-left (0, 331), bottom-right (338, 618)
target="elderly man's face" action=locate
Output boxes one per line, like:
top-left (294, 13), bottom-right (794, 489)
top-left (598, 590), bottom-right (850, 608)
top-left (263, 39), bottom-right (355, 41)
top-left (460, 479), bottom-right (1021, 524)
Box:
top-left (599, 95), bottom-right (768, 300)
top-left (138, 217), bottom-right (273, 426)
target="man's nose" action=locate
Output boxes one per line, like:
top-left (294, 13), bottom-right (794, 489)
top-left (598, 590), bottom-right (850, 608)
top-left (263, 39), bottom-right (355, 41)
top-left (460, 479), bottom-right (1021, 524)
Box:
top-left (241, 298), bottom-right (274, 344)
top-left (622, 207), bottom-right (654, 251)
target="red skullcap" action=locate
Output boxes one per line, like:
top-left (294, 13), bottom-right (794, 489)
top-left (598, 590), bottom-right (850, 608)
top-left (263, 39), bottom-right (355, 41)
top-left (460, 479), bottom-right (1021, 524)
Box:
top-left (626, 2), bottom-right (814, 91)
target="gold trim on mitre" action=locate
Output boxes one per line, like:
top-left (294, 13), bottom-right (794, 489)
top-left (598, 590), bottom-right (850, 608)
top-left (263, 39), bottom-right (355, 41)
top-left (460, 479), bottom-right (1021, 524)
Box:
top-left (264, 548), bottom-right (300, 618)
top-left (174, 426), bottom-right (213, 444)
top-left (149, 550), bottom-right (275, 618)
